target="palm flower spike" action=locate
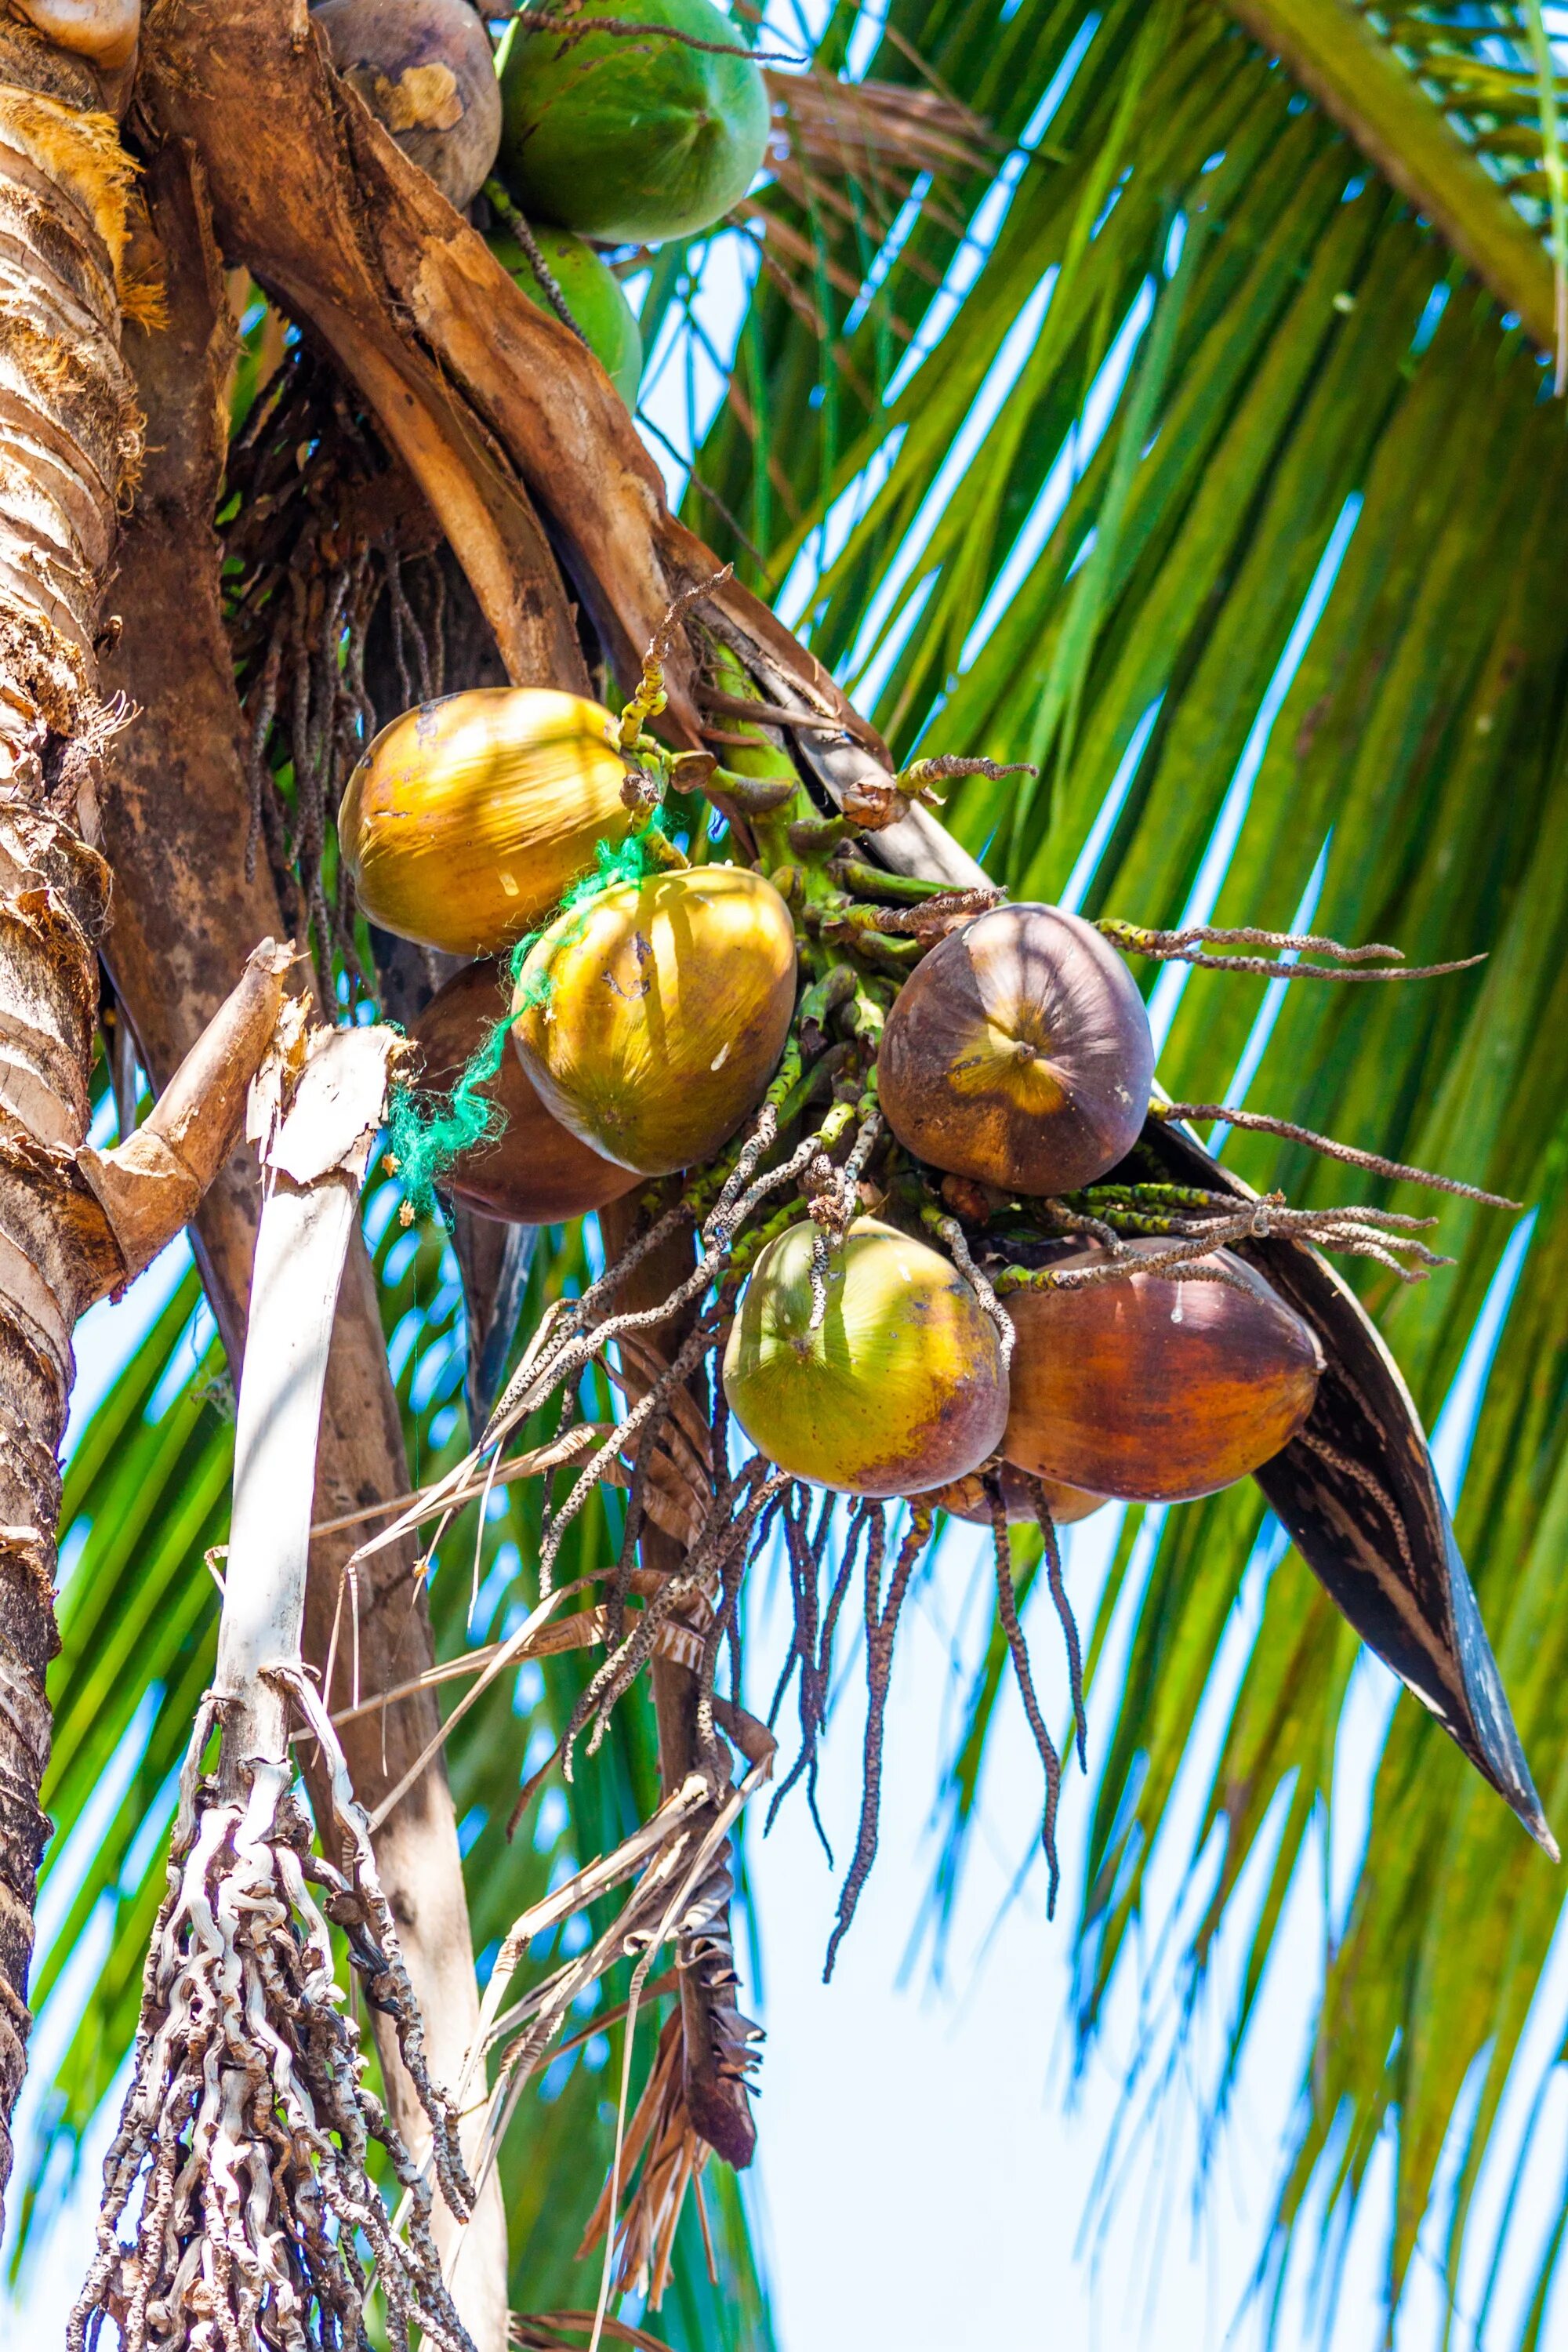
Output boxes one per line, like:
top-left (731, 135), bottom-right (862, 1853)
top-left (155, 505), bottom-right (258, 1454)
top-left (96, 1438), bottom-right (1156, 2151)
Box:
top-left (71, 1015), bottom-right (474, 2352)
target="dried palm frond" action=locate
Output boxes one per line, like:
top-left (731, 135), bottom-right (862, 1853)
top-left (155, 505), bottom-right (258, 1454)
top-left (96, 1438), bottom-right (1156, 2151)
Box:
top-left (763, 66), bottom-right (1000, 203)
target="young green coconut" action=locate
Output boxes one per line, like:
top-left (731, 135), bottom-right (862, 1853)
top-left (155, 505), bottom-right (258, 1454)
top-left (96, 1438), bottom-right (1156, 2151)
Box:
top-left (339, 685), bottom-right (632, 956)
top-left (512, 863), bottom-right (797, 1174)
top-left (723, 1217), bottom-right (1011, 1497)
top-left (877, 902), bottom-right (1155, 1196)
top-left (497, 0), bottom-right (770, 244)
top-left (489, 223), bottom-right (643, 405)
top-left (1002, 1240), bottom-right (1323, 1503)
top-left (314, 0), bottom-right (502, 209)
top-left (412, 958), bottom-right (639, 1223)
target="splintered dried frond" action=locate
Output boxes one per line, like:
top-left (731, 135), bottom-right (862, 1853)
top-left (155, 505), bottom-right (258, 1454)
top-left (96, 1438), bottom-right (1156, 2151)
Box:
top-left (763, 67), bottom-right (999, 190)
top-left (577, 2016), bottom-right (713, 2313)
top-left (512, 2310), bottom-right (676, 2350)
top-left (69, 1693), bottom-right (474, 2352)
top-left (464, 1761), bottom-right (768, 2221)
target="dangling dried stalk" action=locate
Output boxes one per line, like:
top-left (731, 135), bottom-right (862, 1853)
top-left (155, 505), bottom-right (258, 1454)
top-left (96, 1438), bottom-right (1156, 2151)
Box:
top-left (1152, 1099), bottom-right (1520, 1207)
top-left (575, 1836), bottom-right (762, 2313)
top-left (1098, 915), bottom-right (1486, 982)
top-left (71, 1017), bottom-right (474, 2351)
top-left (989, 1486), bottom-right (1065, 1920)
top-left (823, 1505), bottom-right (932, 1979)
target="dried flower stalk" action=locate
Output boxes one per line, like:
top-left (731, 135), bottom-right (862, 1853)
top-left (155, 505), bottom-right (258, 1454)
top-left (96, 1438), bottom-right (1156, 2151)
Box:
top-left (71, 1019), bottom-right (475, 2352)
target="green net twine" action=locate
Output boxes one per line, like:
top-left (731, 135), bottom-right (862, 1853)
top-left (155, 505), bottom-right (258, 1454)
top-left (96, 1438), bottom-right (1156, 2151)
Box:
top-left (383, 823), bottom-right (674, 1220)
top-left (383, 977), bottom-right (516, 1221)
top-left (560, 826), bottom-right (669, 913)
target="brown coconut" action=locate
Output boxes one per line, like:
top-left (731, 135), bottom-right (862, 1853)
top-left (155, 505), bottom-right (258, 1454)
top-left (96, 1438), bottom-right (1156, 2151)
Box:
top-left (314, 0), bottom-right (503, 209)
top-left (877, 902), bottom-right (1155, 1196)
top-left (1002, 1240), bottom-right (1323, 1503)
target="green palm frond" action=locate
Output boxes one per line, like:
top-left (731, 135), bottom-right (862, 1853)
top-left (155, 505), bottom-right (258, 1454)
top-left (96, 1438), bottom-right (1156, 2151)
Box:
top-left (687, 0), bottom-right (1568, 2333)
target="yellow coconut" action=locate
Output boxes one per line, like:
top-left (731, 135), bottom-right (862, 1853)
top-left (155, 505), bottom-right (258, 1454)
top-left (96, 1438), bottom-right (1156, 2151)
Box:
top-left (722, 1217), bottom-right (1011, 1497)
top-left (511, 864), bottom-right (797, 1175)
top-left (339, 686), bottom-right (631, 956)
top-left (411, 959), bottom-right (639, 1225)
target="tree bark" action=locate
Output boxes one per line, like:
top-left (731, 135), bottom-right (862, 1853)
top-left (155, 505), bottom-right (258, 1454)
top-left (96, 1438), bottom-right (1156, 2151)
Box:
top-left (85, 136), bottom-right (514, 2345)
top-left (0, 9), bottom-right (145, 2231)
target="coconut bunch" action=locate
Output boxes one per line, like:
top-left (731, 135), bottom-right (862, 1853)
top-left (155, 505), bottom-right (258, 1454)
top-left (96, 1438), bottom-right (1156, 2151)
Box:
top-left (332, 597), bottom-right (1519, 2031)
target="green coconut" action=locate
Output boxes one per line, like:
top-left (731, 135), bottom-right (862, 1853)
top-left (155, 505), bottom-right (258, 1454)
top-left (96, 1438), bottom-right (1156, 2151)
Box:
top-left (489, 225), bottom-right (643, 406)
top-left (722, 1217), bottom-right (1011, 1497)
top-left (497, 0), bottom-right (770, 245)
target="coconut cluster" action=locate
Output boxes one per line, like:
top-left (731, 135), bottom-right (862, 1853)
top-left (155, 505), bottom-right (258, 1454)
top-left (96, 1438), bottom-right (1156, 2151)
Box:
top-left (341, 681), bottom-right (1324, 1525)
top-left (721, 903), bottom-right (1322, 1508)
top-left (313, 0), bottom-right (771, 411)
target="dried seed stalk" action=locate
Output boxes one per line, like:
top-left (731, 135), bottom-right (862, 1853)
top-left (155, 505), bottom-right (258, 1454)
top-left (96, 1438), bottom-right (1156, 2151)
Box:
top-left (71, 1023), bottom-right (473, 2351)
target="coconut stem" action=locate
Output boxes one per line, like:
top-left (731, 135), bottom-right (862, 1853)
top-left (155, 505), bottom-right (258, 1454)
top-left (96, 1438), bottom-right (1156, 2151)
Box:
top-left (1098, 916), bottom-right (1486, 984)
top-left (1152, 1101), bottom-right (1521, 1209)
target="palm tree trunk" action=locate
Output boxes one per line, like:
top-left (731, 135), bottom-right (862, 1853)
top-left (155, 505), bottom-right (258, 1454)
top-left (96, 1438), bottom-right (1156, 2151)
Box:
top-left (0, 32), bottom-right (141, 2227)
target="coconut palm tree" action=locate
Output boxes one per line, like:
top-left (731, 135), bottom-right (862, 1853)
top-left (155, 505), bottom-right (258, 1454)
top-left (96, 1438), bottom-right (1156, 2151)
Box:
top-left (8, 0), bottom-right (1568, 2345)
